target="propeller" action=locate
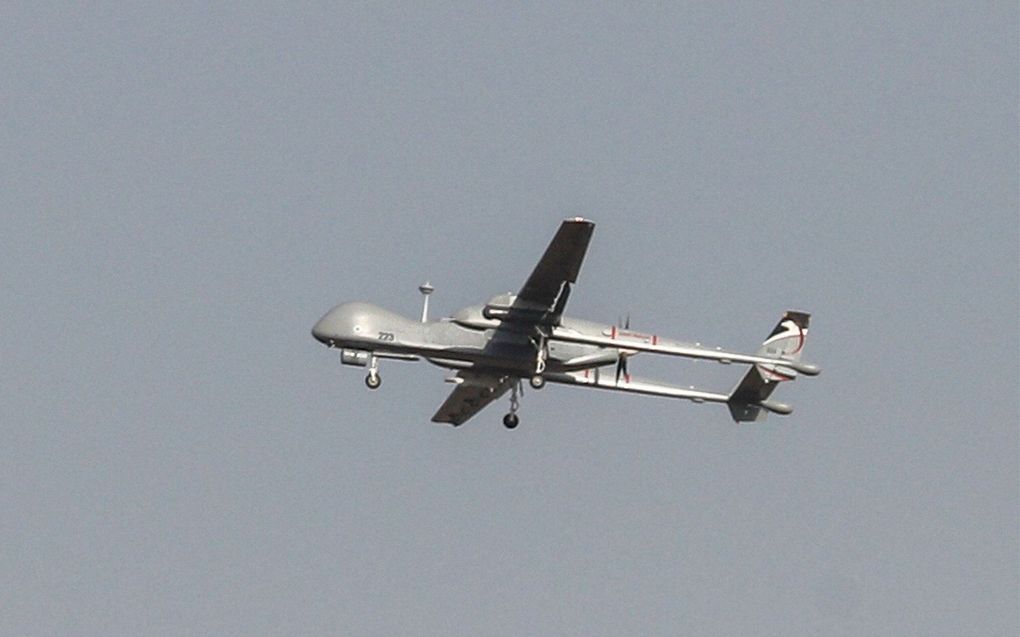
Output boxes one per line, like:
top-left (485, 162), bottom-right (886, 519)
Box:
top-left (615, 313), bottom-right (632, 383)
top-left (615, 353), bottom-right (630, 383)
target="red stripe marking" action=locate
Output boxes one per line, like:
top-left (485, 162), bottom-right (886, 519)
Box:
top-left (793, 326), bottom-right (805, 354)
top-left (764, 367), bottom-right (795, 381)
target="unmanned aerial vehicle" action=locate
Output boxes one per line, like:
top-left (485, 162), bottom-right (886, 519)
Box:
top-left (312, 218), bottom-right (820, 428)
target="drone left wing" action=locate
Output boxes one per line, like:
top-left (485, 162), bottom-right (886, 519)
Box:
top-left (513, 217), bottom-right (595, 322)
top-left (431, 371), bottom-right (515, 426)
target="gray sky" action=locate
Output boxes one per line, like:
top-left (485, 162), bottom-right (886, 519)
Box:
top-left (2, 3), bottom-right (1017, 635)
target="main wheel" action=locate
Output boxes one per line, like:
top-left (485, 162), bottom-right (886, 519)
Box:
top-left (365, 373), bottom-right (381, 389)
top-left (502, 413), bottom-right (519, 429)
top-left (529, 374), bottom-right (546, 390)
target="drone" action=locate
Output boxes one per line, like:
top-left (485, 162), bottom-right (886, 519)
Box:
top-left (313, 218), bottom-right (819, 428)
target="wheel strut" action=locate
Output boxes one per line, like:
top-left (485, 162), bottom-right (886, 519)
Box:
top-left (534, 334), bottom-right (548, 375)
top-left (503, 379), bottom-right (522, 429)
top-left (365, 356), bottom-right (381, 389)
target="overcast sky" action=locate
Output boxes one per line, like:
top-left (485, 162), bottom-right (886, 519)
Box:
top-left (2, 3), bottom-right (1017, 636)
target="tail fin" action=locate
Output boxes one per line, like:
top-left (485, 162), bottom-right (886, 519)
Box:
top-left (727, 311), bottom-right (810, 422)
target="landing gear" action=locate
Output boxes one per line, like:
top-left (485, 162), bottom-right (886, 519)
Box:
top-left (503, 379), bottom-right (522, 429)
top-left (365, 356), bottom-right (381, 389)
top-left (533, 334), bottom-right (548, 376)
top-left (529, 374), bottom-right (546, 390)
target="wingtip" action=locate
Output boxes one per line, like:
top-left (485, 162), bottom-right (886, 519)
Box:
top-left (430, 417), bottom-right (460, 427)
top-left (564, 216), bottom-right (595, 225)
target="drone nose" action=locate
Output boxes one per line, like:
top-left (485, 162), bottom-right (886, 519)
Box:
top-left (311, 318), bottom-right (333, 345)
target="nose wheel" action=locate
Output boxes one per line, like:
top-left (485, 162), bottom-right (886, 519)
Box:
top-left (502, 412), bottom-right (519, 429)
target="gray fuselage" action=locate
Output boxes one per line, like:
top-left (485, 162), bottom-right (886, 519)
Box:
top-left (311, 301), bottom-right (620, 376)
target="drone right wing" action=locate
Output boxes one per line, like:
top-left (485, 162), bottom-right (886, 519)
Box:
top-left (507, 217), bottom-right (595, 324)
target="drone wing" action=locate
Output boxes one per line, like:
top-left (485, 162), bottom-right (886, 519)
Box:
top-left (513, 217), bottom-right (595, 323)
top-left (430, 371), bottom-right (515, 426)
